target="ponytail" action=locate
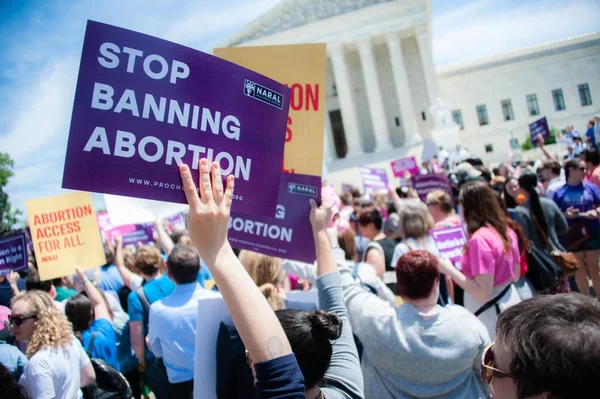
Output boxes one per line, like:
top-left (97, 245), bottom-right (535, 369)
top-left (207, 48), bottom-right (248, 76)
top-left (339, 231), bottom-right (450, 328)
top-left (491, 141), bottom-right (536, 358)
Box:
top-left (518, 173), bottom-right (548, 232)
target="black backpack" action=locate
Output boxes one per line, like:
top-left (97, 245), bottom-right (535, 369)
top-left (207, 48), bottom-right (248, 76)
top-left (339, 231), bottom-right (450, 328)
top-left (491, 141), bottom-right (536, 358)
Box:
top-left (82, 331), bottom-right (133, 399)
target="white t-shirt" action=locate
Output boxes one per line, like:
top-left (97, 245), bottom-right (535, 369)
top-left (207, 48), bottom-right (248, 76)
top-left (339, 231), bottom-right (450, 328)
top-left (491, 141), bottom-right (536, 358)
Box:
top-left (19, 337), bottom-right (90, 399)
top-left (391, 236), bottom-right (441, 269)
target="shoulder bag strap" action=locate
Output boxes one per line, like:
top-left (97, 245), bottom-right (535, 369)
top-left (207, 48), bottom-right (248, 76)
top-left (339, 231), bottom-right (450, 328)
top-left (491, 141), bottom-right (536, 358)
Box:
top-left (474, 284), bottom-right (512, 317)
top-left (136, 285), bottom-right (151, 316)
top-left (86, 330), bottom-right (97, 357)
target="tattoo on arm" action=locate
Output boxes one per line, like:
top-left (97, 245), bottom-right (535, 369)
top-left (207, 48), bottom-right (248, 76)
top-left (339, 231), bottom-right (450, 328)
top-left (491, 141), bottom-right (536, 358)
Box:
top-left (266, 336), bottom-right (283, 359)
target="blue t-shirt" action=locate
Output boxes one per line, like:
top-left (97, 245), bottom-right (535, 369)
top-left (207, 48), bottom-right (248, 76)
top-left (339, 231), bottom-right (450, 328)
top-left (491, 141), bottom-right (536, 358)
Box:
top-left (585, 127), bottom-right (596, 146)
top-left (99, 264), bottom-right (125, 293)
top-left (127, 274), bottom-right (175, 360)
top-left (82, 318), bottom-right (120, 371)
top-left (554, 182), bottom-right (600, 233)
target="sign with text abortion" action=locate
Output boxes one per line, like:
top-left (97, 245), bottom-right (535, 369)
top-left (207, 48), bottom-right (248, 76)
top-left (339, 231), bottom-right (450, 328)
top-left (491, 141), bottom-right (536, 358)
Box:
top-left (62, 21), bottom-right (290, 218)
top-left (214, 44), bottom-right (326, 176)
top-left (26, 192), bottom-right (105, 281)
top-left (0, 232), bottom-right (28, 276)
top-left (228, 173), bottom-right (320, 263)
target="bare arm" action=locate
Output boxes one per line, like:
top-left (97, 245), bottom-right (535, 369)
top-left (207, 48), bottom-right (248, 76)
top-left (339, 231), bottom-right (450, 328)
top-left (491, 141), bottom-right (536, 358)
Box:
top-left (365, 248), bottom-right (386, 277)
top-left (113, 236), bottom-right (139, 290)
top-left (180, 160), bottom-right (292, 364)
top-left (76, 267), bottom-right (112, 321)
top-left (154, 219), bottom-right (174, 256)
top-left (80, 362), bottom-right (96, 387)
top-left (439, 259), bottom-right (495, 303)
top-left (8, 271), bottom-right (20, 296)
top-left (129, 321), bottom-right (145, 366)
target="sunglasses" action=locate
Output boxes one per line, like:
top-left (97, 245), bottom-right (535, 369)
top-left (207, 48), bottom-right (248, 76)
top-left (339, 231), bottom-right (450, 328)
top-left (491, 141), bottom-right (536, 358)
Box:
top-left (9, 314), bottom-right (37, 327)
top-left (481, 343), bottom-right (511, 384)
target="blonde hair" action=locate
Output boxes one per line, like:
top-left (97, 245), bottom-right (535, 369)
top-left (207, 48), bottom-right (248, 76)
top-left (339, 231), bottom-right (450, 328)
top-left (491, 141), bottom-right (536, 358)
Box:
top-left (11, 290), bottom-right (74, 358)
top-left (239, 250), bottom-right (285, 311)
top-left (400, 201), bottom-right (435, 242)
top-left (426, 190), bottom-right (454, 214)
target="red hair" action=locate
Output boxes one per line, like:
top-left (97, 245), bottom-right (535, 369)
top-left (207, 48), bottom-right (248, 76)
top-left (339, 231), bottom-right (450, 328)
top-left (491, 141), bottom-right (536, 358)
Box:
top-left (395, 250), bottom-right (440, 300)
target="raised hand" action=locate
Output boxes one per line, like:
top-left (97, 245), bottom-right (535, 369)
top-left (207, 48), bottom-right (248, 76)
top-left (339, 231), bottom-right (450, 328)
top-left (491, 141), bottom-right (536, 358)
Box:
top-left (179, 158), bottom-right (234, 265)
top-left (310, 196), bottom-right (333, 234)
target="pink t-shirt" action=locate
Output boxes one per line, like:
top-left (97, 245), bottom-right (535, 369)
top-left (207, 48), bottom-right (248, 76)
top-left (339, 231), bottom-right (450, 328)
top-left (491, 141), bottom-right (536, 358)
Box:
top-left (460, 226), bottom-right (519, 286)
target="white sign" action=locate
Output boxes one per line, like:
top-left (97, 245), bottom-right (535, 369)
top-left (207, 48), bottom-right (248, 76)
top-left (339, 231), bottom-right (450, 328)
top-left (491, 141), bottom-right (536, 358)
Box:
top-left (104, 194), bottom-right (188, 225)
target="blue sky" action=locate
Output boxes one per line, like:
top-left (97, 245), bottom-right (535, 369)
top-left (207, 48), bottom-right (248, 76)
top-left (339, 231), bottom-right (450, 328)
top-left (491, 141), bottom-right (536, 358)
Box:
top-left (1, 0), bottom-right (599, 216)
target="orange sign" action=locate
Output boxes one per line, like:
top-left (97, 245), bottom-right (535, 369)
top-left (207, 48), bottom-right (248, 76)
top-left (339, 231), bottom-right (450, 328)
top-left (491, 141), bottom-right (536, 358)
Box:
top-left (214, 43), bottom-right (326, 176)
top-left (26, 191), bottom-right (105, 280)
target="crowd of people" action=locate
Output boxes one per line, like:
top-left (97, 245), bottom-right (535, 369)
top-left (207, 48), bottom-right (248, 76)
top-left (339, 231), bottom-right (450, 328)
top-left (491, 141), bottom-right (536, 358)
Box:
top-left (1, 121), bottom-right (600, 398)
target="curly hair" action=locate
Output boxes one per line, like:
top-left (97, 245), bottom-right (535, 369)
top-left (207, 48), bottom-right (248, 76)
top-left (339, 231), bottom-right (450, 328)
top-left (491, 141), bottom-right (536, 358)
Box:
top-left (239, 250), bottom-right (285, 311)
top-left (11, 290), bottom-right (74, 358)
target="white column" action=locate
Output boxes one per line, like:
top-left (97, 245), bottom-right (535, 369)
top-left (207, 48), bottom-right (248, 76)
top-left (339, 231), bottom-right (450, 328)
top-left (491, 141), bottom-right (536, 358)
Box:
top-left (415, 27), bottom-right (438, 106)
top-left (385, 32), bottom-right (422, 145)
top-left (323, 115), bottom-right (336, 161)
top-left (357, 38), bottom-right (392, 151)
top-left (328, 43), bottom-right (363, 157)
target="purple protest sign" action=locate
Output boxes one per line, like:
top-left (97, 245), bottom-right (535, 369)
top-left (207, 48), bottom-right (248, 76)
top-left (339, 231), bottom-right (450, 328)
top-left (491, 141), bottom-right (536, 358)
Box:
top-left (359, 166), bottom-right (389, 192)
top-left (412, 174), bottom-right (453, 202)
top-left (390, 156), bottom-right (419, 178)
top-left (0, 232), bottom-right (28, 276)
top-left (106, 223), bottom-right (156, 246)
top-left (165, 212), bottom-right (187, 232)
top-left (228, 173), bottom-right (320, 263)
top-left (62, 21), bottom-right (290, 218)
top-left (529, 117), bottom-right (549, 143)
top-left (430, 226), bottom-right (467, 265)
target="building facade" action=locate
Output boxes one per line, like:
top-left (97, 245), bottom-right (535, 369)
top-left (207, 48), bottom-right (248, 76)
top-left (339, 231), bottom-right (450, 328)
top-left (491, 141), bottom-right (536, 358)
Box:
top-left (221, 0), bottom-right (600, 187)
top-left (220, 0), bottom-right (435, 177)
top-left (438, 32), bottom-right (600, 162)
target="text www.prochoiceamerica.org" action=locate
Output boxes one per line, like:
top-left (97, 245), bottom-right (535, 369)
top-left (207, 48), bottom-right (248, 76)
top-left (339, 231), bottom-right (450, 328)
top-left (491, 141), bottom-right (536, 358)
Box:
top-left (128, 177), bottom-right (182, 191)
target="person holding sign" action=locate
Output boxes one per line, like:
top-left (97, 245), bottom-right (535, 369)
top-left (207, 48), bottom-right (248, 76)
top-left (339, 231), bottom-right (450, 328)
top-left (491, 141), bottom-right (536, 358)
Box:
top-left (438, 181), bottom-right (521, 339)
top-left (179, 159), bottom-right (304, 397)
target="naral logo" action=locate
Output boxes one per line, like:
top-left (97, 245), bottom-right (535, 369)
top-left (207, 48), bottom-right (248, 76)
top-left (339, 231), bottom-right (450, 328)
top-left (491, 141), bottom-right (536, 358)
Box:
top-left (287, 183), bottom-right (318, 197)
top-left (244, 79), bottom-right (283, 109)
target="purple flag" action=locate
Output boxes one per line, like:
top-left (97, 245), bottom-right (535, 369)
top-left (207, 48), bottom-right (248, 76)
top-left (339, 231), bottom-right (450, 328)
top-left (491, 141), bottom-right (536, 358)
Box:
top-left (228, 173), bottom-right (320, 263)
top-left (0, 232), bottom-right (28, 276)
top-left (412, 174), bottom-right (453, 202)
top-left (62, 21), bottom-right (290, 218)
top-left (359, 166), bottom-right (389, 192)
top-left (529, 117), bottom-right (550, 143)
top-left (390, 157), bottom-right (419, 178)
top-left (430, 226), bottom-right (467, 264)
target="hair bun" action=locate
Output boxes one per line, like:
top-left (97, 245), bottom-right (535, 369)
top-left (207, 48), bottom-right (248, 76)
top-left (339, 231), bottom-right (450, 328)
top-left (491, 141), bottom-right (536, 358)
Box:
top-left (310, 309), bottom-right (342, 340)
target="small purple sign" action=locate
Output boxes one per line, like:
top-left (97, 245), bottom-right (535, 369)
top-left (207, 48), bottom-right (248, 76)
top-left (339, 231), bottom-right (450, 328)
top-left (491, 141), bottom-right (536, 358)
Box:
top-left (390, 156), bottom-right (419, 178)
top-left (228, 173), bottom-right (320, 263)
top-left (412, 174), bottom-right (453, 202)
top-left (0, 232), bottom-right (28, 276)
top-left (165, 212), bottom-right (187, 232)
top-left (529, 117), bottom-right (550, 143)
top-left (430, 226), bottom-right (467, 264)
top-left (62, 21), bottom-right (290, 218)
top-left (106, 223), bottom-right (156, 246)
top-left (359, 166), bottom-right (389, 192)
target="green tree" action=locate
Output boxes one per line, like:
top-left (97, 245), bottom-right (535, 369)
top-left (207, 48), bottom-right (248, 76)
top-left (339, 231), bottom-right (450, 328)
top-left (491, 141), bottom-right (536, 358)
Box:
top-left (520, 125), bottom-right (559, 151)
top-left (0, 152), bottom-right (22, 234)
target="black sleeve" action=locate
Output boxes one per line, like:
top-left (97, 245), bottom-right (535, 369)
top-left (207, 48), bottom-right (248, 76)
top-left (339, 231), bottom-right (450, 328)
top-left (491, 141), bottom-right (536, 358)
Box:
top-left (216, 322), bottom-right (235, 399)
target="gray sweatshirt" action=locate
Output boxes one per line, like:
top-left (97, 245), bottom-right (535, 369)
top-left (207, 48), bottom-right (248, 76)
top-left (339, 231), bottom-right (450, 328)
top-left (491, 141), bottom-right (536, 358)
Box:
top-left (340, 266), bottom-right (491, 399)
top-left (317, 272), bottom-right (365, 399)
